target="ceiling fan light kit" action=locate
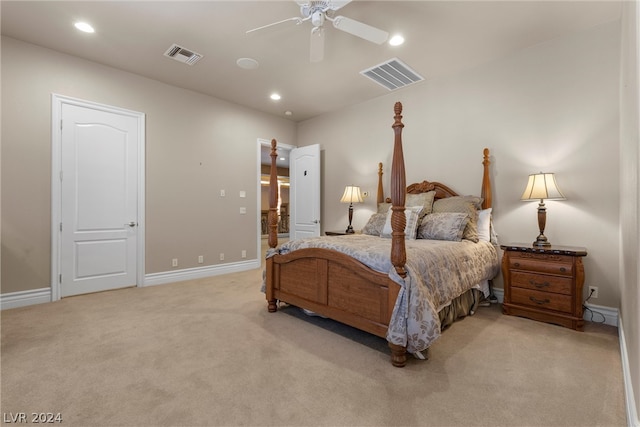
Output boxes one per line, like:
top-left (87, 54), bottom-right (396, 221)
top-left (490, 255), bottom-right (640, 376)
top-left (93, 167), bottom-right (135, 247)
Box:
top-left (246, 0), bottom-right (389, 62)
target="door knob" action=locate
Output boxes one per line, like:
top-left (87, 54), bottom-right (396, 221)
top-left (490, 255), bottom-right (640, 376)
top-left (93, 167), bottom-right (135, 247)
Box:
top-left (127, 221), bottom-right (137, 227)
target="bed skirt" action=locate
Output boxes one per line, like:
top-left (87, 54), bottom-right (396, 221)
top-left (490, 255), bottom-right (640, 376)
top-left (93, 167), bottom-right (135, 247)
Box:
top-left (439, 288), bottom-right (485, 331)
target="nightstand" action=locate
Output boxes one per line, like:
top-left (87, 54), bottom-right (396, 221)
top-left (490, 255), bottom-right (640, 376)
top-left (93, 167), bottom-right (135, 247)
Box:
top-left (501, 243), bottom-right (587, 331)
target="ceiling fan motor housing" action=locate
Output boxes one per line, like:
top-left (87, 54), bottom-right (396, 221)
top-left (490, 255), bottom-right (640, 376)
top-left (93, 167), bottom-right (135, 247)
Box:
top-left (311, 10), bottom-right (325, 27)
top-left (301, 1), bottom-right (332, 25)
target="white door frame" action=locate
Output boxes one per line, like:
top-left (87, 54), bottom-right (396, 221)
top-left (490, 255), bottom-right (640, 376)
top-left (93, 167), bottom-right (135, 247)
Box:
top-left (51, 94), bottom-right (146, 301)
top-left (256, 138), bottom-right (294, 256)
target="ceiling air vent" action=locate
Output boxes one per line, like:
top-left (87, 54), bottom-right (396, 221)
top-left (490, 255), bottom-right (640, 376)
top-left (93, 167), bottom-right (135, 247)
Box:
top-left (163, 44), bottom-right (203, 66)
top-left (360, 58), bottom-right (424, 91)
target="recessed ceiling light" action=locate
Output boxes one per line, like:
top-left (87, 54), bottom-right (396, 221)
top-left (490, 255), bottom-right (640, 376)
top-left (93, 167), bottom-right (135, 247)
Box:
top-left (270, 93), bottom-right (281, 101)
top-left (74, 22), bottom-right (95, 33)
top-left (236, 57), bottom-right (259, 70)
top-left (389, 34), bottom-right (404, 46)
top-left (284, 111), bottom-right (293, 116)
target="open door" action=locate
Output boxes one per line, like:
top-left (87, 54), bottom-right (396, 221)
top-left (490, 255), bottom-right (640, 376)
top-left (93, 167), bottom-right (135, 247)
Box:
top-left (290, 144), bottom-right (321, 240)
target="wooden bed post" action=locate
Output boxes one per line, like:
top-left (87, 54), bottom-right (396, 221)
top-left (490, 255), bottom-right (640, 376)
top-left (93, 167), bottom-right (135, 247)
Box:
top-left (377, 162), bottom-right (384, 205)
top-left (266, 139), bottom-right (279, 313)
top-left (268, 139), bottom-right (279, 250)
top-left (481, 148), bottom-right (491, 210)
top-left (390, 102), bottom-right (407, 279)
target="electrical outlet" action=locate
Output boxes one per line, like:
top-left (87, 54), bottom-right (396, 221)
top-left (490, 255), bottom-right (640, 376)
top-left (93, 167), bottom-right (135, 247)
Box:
top-left (198, 255), bottom-right (203, 264)
top-left (241, 250), bottom-right (246, 258)
top-left (220, 189), bottom-right (225, 197)
top-left (172, 258), bottom-right (178, 267)
top-left (588, 286), bottom-right (598, 298)
top-left (219, 253), bottom-right (225, 261)
top-left (239, 207), bottom-right (246, 214)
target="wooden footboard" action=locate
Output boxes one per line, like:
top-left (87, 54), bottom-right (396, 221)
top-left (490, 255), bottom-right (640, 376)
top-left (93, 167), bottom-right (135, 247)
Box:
top-left (265, 248), bottom-right (406, 366)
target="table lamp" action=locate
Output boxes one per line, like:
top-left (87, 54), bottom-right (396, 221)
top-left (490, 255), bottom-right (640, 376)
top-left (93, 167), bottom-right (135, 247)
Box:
top-left (521, 172), bottom-right (565, 247)
top-left (340, 185), bottom-right (363, 234)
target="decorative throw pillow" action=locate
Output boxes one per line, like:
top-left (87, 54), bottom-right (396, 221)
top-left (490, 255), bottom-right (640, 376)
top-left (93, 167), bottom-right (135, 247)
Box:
top-left (417, 212), bottom-right (470, 241)
top-left (377, 191), bottom-right (435, 216)
top-left (381, 206), bottom-right (424, 240)
top-left (377, 202), bottom-right (391, 214)
top-left (407, 191), bottom-right (436, 216)
top-left (432, 196), bottom-right (483, 243)
top-left (361, 213), bottom-right (387, 236)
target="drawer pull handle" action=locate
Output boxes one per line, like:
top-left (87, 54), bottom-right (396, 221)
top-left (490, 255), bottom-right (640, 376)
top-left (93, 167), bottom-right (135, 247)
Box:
top-left (513, 262), bottom-right (520, 267)
top-left (529, 296), bottom-right (550, 305)
top-left (529, 280), bottom-right (550, 289)
top-left (559, 267), bottom-right (567, 272)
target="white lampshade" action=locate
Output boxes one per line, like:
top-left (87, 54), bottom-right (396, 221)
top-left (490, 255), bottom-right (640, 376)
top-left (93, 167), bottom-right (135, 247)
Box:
top-left (521, 173), bottom-right (566, 201)
top-left (340, 186), bottom-right (363, 204)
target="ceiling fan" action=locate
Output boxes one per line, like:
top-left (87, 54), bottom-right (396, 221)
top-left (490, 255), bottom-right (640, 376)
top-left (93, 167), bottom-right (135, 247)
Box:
top-left (246, 0), bottom-right (389, 63)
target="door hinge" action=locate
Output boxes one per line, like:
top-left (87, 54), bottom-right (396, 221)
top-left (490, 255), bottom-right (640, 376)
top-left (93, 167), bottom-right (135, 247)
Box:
top-left (59, 170), bottom-right (63, 181)
top-left (59, 274), bottom-right (62, 283)
top-left (60, 119), bottom-right (63, 130)
top-left (60, 222), bottom-right (62, 232)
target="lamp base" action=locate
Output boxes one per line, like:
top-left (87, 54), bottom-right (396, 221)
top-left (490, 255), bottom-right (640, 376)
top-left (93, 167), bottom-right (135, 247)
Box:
top-left (345, 203), bottom-right (355, 234)
top-left (533, 234), bottom-right (551, 247)
top-left (533, 201), bottom-right (551, 247)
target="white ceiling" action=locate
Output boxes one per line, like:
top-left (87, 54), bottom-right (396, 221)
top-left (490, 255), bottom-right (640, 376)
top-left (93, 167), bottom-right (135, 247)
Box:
top-left (1, 1), bottom-right (621, 123)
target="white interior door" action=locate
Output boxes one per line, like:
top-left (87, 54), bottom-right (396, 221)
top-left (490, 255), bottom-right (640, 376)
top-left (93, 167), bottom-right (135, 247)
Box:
top-left (290, 144), bottom-right (321, 240)
top-left (58, 100), bottom-right (142, 297)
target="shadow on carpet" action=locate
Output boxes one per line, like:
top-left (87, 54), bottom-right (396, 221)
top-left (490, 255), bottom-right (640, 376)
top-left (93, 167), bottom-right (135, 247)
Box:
top-left (279, 304), bottom-right (389, 354)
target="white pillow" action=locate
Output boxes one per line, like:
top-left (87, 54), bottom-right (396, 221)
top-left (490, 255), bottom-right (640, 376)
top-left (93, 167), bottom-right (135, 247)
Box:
top-left (477, 208), bottom-right (492, 242)
top-left (381, 206), bottom-right (424, 240)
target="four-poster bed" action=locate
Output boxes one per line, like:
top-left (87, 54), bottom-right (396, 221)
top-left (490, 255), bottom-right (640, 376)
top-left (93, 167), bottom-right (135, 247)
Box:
top-left (264, 102), bottom-right (498, 367)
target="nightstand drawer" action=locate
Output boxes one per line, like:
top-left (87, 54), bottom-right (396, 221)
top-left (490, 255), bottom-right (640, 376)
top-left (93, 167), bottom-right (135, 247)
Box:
top-left (509, 256), bottom-right (573, 276)
top-left (511, 288), bottom-right (572, 313)
top-left (511, 271), bottom-right (573, 295)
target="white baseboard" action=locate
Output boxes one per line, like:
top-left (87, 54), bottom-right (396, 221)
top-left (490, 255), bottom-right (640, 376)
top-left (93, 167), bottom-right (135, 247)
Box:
top-left (492, 287), bottom-right (504, 303)
top-left (0, 288), bottom-right (52, 310)
top-left (1, 259), bottom-right (261, 310)
top-left (583, 302), bottom-right (619, 327)
top-left (144, 259), bottom-right (260, 286)
top-left (619, 316), bottom-right (640, 427)
top-left (490, 288), bottom-right (619, 327)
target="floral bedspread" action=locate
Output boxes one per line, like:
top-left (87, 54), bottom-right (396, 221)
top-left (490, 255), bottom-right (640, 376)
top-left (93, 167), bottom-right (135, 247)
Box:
top-left (267, 235), bottom-right (499, 353)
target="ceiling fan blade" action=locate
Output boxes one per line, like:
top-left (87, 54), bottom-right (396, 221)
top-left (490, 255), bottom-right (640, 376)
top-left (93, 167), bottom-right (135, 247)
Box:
top-left (246, 17), bottom-right (301, 35)
top-left (310, 26), bottom-right (325, 62)
top-left (331, 15), bottom-right (389, 44)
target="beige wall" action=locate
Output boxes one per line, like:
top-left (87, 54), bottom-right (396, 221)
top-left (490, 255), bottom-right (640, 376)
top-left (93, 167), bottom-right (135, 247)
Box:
top-left (298, 21), bottom-right (622, 308)
top-left (1, 36), bottom-right (297, 294)
top-left (619, 1), bottom-right (640, 421)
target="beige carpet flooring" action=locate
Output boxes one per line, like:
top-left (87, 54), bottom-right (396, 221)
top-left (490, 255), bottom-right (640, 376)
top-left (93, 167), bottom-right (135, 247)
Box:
top-left (1, 262), bottom-right (626, 426)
